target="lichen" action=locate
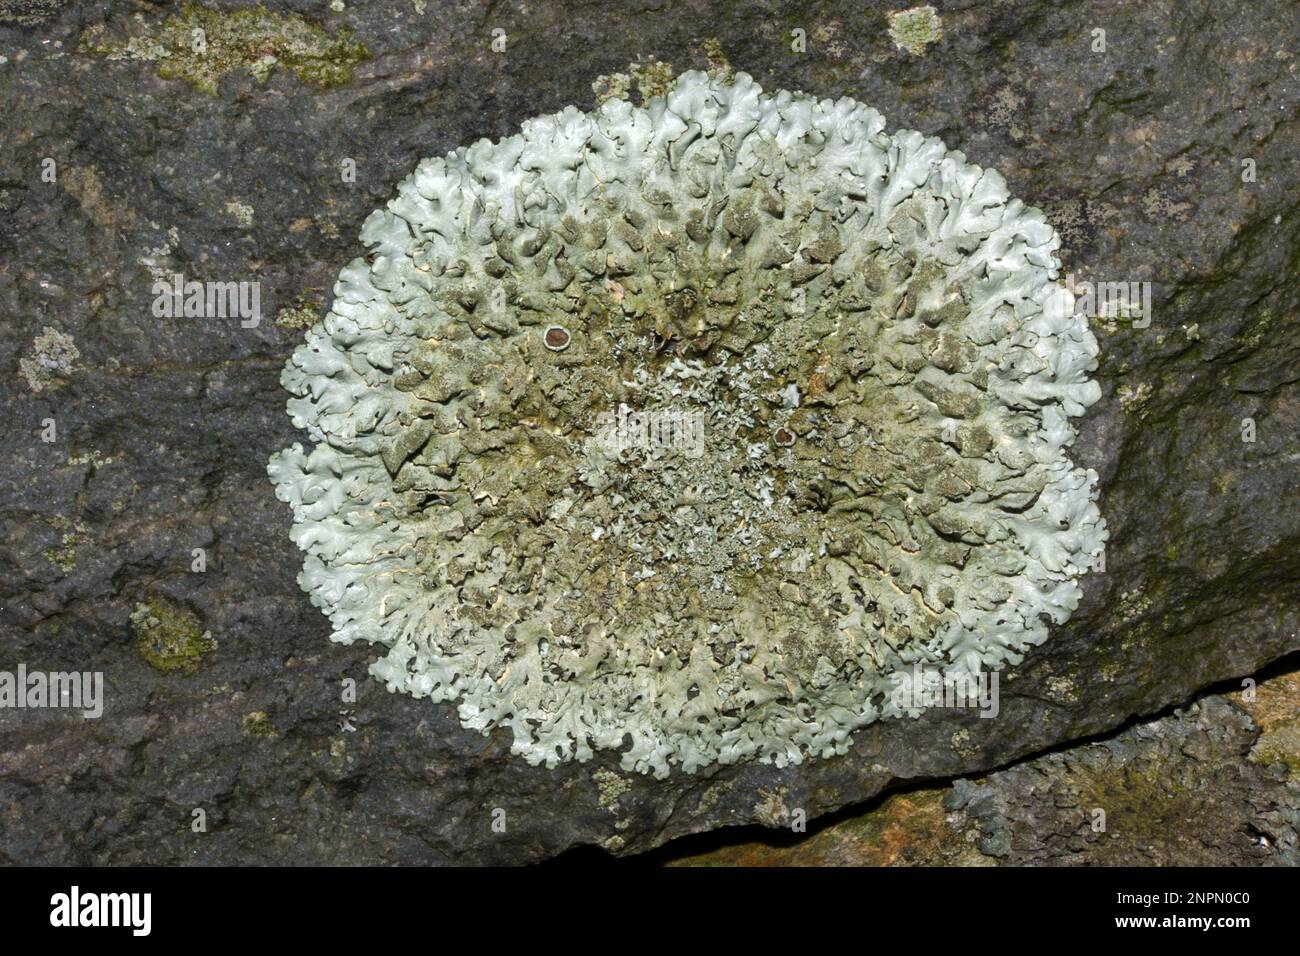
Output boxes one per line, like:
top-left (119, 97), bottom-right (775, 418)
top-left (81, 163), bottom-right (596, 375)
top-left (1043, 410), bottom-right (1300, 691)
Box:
top-left (629, 58), bottom-right (675, 104)
top-left (888, 6), bottom-right (942, 56)
top-left (276, 300), bottom-right (322, 330)
top-left (699, 38), bottom-right (734, 80)
top-left (131, 597), bottom-right (215, 675)
top-left (0, 1), bottom-right (62, 26)
top-left (592, 768), bottom-right (631, 812)
top-left (80, 5), bottom-right (369, 95)
top-left (591, 72), bottom-right (632, 105)
top-left (753, 787), bottom-right (794, 828)
top-left (596, 59), bottom-right (680, 108)
top-left (68, 449), bottom-right (115, 468)
top-left (241, 710), bottom-right (277, 738)
top-left (20, 326), bottom-right (79, 393)
top-left (671, 788), bottom-right (968, 866)
top-left (42, 516), bottom-right (89, 574)
top-left (270, 71), bottom-right (1106, 779)
top-left (1253, 719), bottom-right (1300, 776)
top-left (1115, 382), bottom-right (1153, 417)
top-left (1236, 671), bottom-right (1300, 777)
top-left (225, 199), bottom-right (255, 228)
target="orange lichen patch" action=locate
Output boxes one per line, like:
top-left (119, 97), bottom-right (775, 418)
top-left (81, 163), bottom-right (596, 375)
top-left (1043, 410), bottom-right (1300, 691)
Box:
top-left (806, 354), bottom-right (832, 400)
top-left (1232, 668), bottom-right (1300, 775)
top-left (1233, 668), bottom-right (1300, 728)
top-left (667, 788), bottom-right (979, 866)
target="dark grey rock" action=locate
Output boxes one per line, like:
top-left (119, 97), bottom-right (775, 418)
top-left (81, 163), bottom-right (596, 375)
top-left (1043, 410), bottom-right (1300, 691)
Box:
top-left (953, 696), bottom-right (1300, 866)
top-left (0, 0), bottom-right (1296, 864)
top-left (662, 683), bottom-right (1299, 865)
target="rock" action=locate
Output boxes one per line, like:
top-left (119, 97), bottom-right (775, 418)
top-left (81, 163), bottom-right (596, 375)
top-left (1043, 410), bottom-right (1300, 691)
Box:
top-left (664, 670), bottom-right (1300, 866)
top-left (0, 0), bottom-right (1296, 864)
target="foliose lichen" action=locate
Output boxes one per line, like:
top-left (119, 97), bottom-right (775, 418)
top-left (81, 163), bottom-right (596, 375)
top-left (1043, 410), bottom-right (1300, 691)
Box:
top-left (269, 71), bottom-right (1106, 778)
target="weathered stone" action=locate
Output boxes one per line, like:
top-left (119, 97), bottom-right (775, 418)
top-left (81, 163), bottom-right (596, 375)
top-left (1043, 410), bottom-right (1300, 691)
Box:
top-left (0, 0), bottom-right (1296, 864)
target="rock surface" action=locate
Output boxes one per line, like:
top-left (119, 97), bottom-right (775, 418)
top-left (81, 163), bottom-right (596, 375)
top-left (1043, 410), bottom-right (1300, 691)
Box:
top-left (0, 0), bottom-right (1296, 864)
top-left (658, 667), bottom-right (1300, 866)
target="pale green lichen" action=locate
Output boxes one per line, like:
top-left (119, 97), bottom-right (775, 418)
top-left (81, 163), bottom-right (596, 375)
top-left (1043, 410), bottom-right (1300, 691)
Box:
top-left (80, 5), bottom-right (369, 95)
top-left (131, 598), bottom-right (215, 675)
top-left (42, 515), bottom-right (89, 574)
top-left (889, 6), bottom-right (942, 56)
top-left (597, 59), bottom-right (679, 107)
top-left (753, 787), bottom-right (794, 827)
top-left (700, 38), bottom-right (734, 80)
top-left (1117, 381), bottom-right (1153, 414)
top-left (629, 58), bottom-right (675, 104)
top-left (592, 768), bottom-right (631, 812)
top-left (225, 199), bottom-right (255, 228)
top-left (44, 540), bottom-right (80, 574)
top-left (68, 449), bottom-right (116, 468)
top-left (20, 326), bottom-right (79, 393)
top-left (276, 302), bottom-right (321, 330)
top-left (270, 71), bottom-right (1106, 778)
top-left (591, 72), bottom-right (632, 104)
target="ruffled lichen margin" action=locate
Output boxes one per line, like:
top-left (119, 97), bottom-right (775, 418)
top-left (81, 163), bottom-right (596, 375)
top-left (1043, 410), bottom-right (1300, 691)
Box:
top-left (269, 71), bottom-right (1106, 778)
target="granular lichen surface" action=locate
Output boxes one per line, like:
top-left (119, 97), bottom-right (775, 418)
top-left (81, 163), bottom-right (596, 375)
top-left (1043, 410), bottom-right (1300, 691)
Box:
top-left (80, 4), bottom-right (368, 95)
